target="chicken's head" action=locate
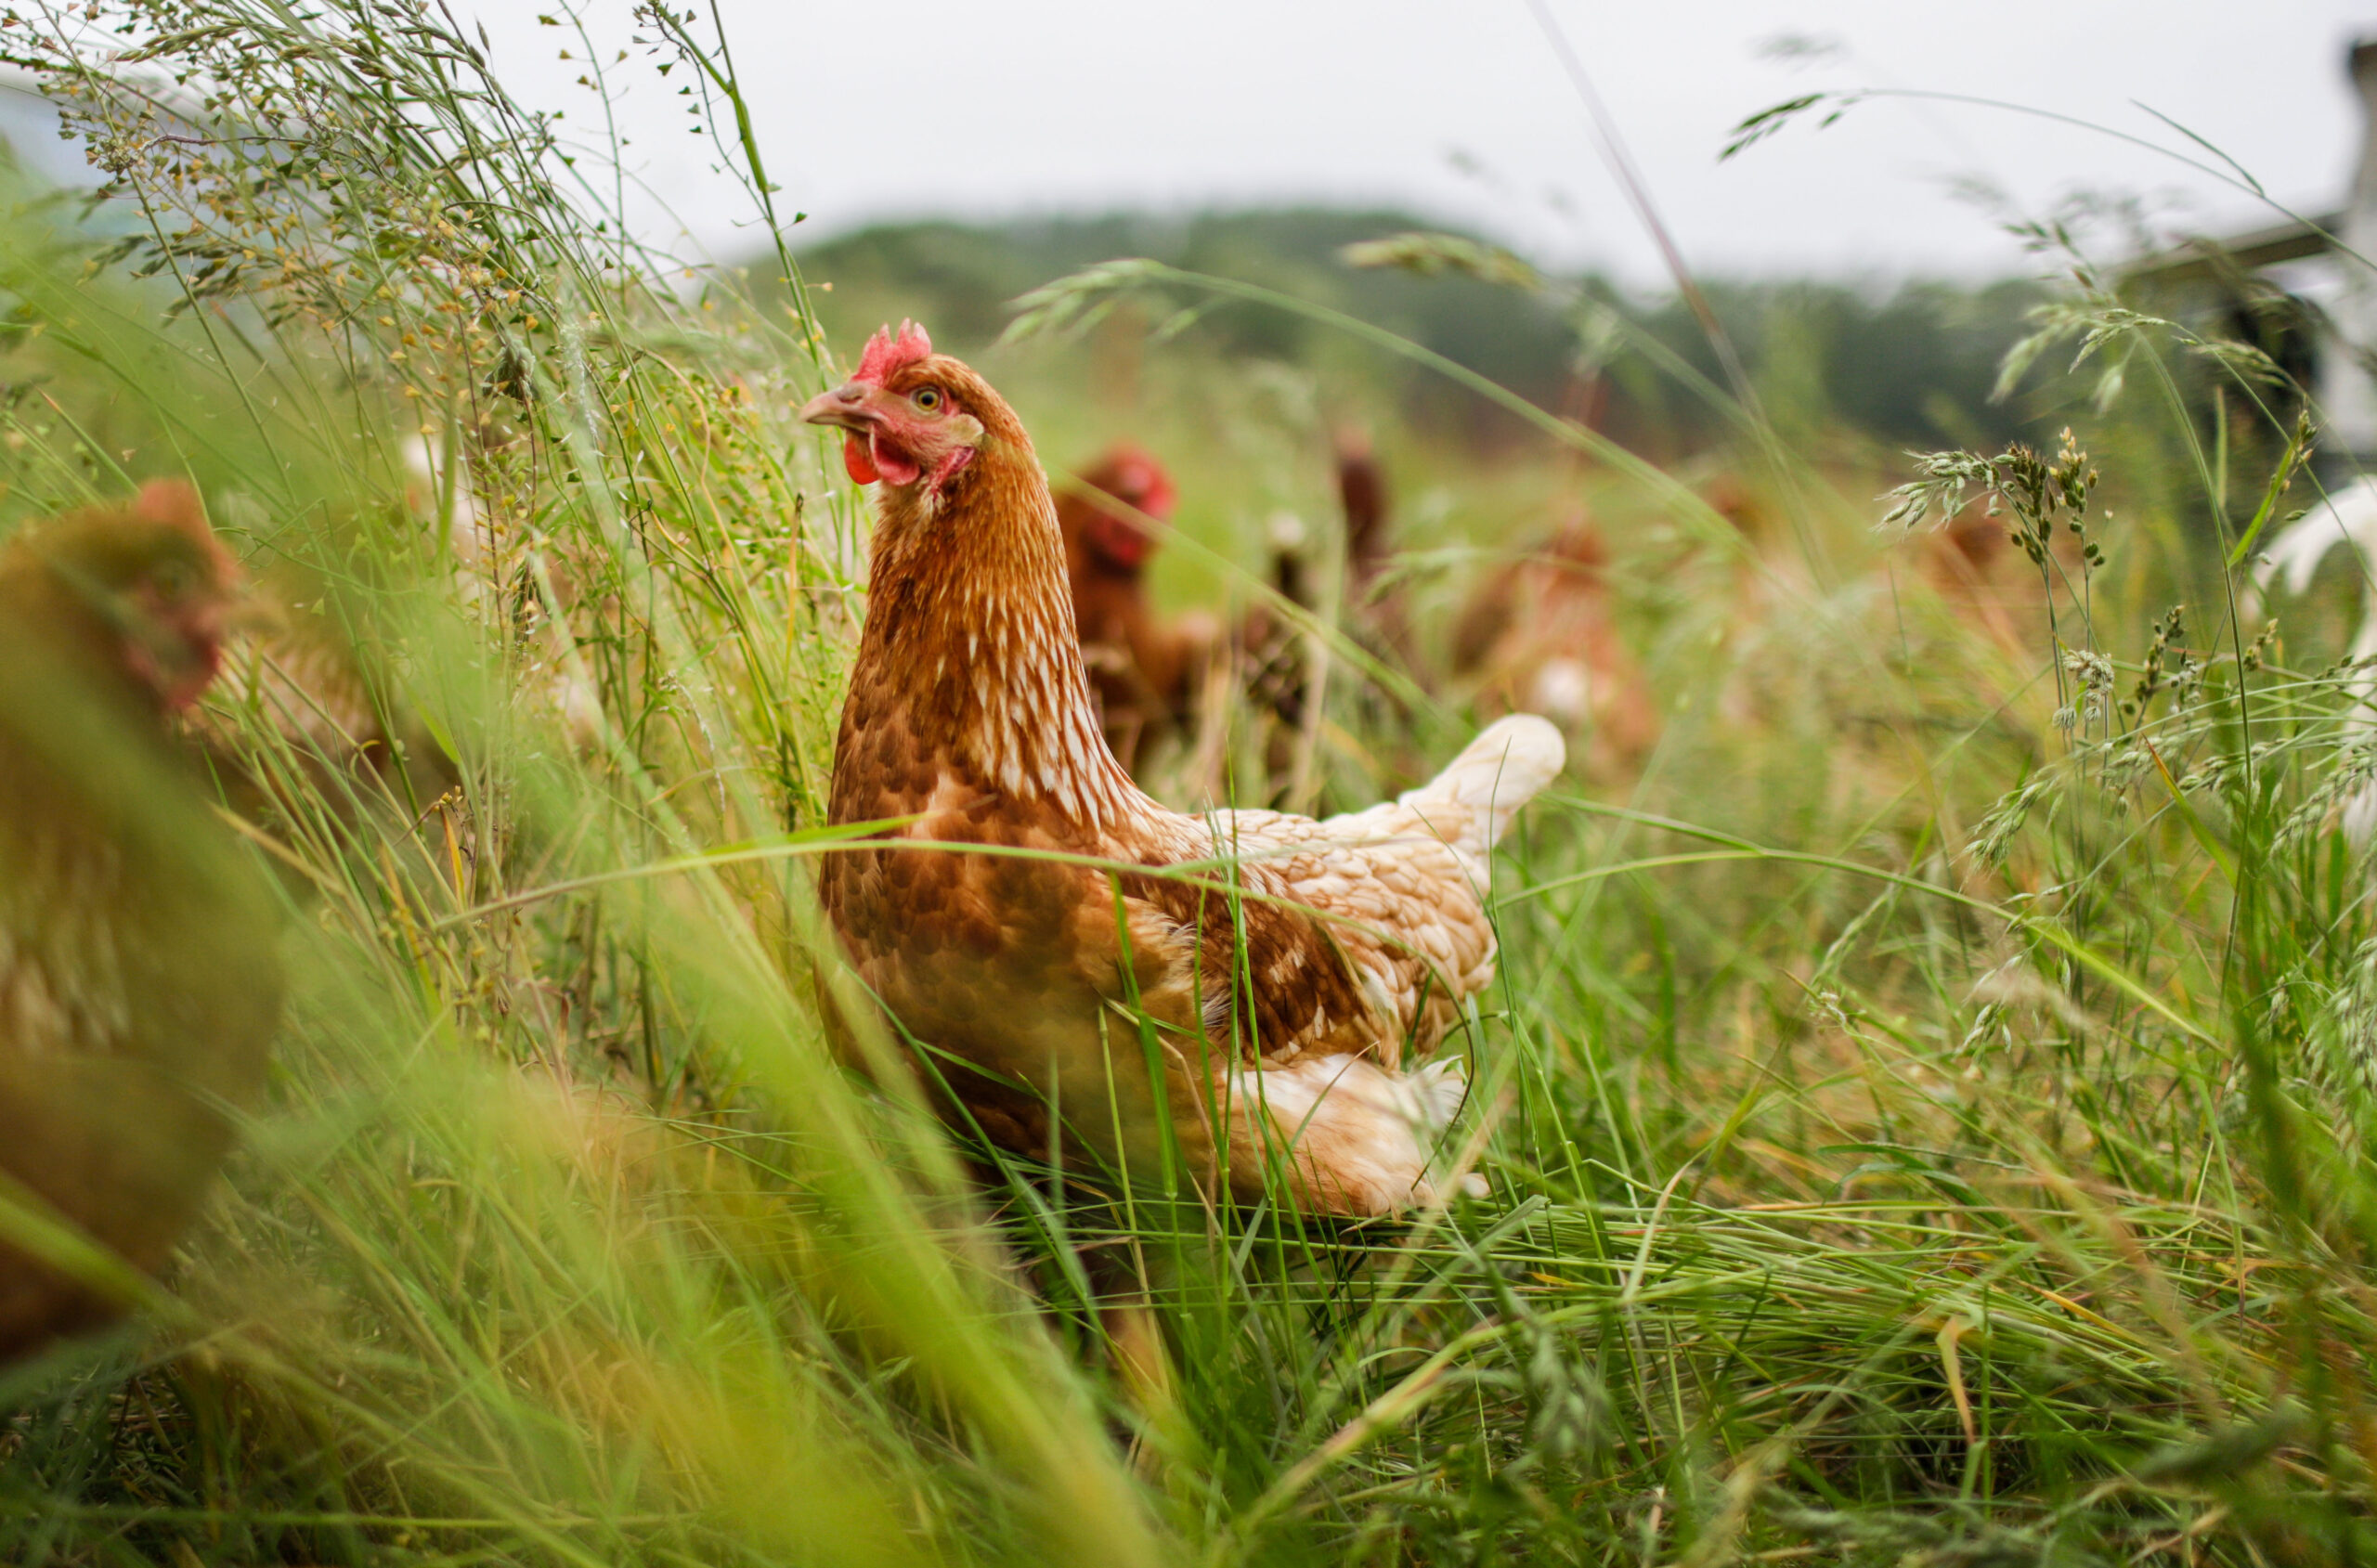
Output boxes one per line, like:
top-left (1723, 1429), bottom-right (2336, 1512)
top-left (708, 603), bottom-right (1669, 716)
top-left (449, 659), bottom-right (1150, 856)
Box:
top-left (800, 320), bottom-right (991, 499)
top-left (32, 481), bottom-right (250, 712)
top-left (1066, 445), bottom-right (1177, 573)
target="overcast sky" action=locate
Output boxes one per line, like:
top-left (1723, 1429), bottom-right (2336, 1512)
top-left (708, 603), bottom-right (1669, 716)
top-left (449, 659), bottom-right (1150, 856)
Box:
top-left (463, 1), bottom-right (2377, 287)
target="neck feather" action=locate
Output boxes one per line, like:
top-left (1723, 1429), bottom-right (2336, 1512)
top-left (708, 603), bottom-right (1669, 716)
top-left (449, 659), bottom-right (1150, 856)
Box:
top-left (856, 439), bottom-right (1142, 830)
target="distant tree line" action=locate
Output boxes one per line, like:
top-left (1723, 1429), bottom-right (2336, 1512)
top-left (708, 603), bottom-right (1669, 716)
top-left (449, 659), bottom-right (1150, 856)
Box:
top-left (762, 208), bottom-right (2054, 458)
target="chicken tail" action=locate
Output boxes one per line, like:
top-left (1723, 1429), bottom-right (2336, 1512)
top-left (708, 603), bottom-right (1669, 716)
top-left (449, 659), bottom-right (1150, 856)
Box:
top-left (1399, 713), bottom-right (1565, 859)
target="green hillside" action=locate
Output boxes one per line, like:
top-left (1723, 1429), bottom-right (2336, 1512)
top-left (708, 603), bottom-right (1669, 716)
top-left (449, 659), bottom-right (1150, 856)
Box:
top-left (770, 208), bottom-right (2052, 455)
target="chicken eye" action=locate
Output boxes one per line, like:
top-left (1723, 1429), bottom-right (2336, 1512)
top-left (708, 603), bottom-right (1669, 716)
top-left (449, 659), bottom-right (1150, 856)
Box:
top-left (150, 559), bottom-right (194, 601)
top-left (912, 385), bottom-right (943, 412)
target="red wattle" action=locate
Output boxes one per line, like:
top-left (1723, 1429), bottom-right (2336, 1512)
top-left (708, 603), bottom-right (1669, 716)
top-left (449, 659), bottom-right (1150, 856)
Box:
top-left (843, 434), bottom-right (880, 485)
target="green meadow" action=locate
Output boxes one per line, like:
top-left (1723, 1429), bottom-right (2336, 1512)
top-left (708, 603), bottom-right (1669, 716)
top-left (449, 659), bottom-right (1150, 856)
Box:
top-left (0, 5), bottom-right (2369, 1565)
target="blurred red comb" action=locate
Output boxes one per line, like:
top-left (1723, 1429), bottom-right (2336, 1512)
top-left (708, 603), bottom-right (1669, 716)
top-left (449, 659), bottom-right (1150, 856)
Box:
top-left (133, 478), bottom-right (206, 532)
top-left (1131, 460), bottom-right (1176, 521)
top-left (853, 319), bottom-right (932, 385)
top-left (1085, 444), bottom-right (1177, 521)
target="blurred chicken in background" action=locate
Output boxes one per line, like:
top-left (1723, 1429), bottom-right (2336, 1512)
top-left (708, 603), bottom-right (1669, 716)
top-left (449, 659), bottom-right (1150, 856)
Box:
top-left (1239, 510), bottom-right (1321, 797)
top-left (0, 481), bottom-right (282, 1359)
top-left (1452, 513), bottom-right (1657, 779)
top-left (177, 436), bottom-right (472, 852)
top-left (1908, 504), bottom-right (2060, 658)
top-left (1333, 428), bottom-right (1420, 672)
top-left (1056, 444), bottom-right (1218, 773)
top-left (2253, 474), bottom-right (2377, 839)
top-left (1239, 433), bottom-right (1444, 801)
top-left (192, 559), bottom-right (458, 833)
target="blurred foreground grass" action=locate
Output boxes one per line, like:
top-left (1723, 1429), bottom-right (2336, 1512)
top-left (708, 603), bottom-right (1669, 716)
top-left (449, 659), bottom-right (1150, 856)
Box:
top-left (0, 4), bottom-right (2373, 1566)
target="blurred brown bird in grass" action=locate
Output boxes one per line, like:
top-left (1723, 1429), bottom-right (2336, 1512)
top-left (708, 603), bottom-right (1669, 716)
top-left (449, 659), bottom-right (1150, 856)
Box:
top-left (1055, 445), bottom-right (1218, 773)
top-left (1240, 434), bottom-right (1430, 801)
top-left (1239, 511), bottom-right (1319, 787)
top-left (1333, 429), bottom-right (1422, 676)
top-left (1908, 504), bottom-right (2059, 658)
top-left (1451, 514), bottom-right (1657, 779)
top-left (192, 561), bottom-right (457, 832)
top-left (0, 480), bottom-right (282, 1360)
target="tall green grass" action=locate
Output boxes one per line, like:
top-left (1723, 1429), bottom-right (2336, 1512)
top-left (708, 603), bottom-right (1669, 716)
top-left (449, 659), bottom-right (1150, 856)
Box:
top-left (0, 3), bottom-right (2373, 1565)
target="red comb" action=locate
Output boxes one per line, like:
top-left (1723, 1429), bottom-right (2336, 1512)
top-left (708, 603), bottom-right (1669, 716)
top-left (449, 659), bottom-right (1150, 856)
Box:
top-left (133, 478), bottom-right (206, 533)
top-left (1134, 461), bottom-right (1176, 521)
top-left (1085, 445), bottom-right (1177, 521)
top-left (852, 318), bottom-right (932, 385)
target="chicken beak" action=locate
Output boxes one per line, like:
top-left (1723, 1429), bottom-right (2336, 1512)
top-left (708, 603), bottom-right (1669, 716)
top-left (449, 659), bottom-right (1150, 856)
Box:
top-left (799, 381), bottom-right (881, 433)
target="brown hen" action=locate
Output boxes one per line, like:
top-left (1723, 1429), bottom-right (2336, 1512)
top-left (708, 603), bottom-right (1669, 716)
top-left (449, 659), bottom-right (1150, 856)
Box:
top-left (193, 564), bottom-right (456, 829)
top-left (1451, 516), bottom-right (1658, 778)
top-left (1334, 430), bottom-right (1424, 675)
top-left (0, 481), bottom-right (282, 1358)
top-left (1054, 445), bottom-right (1217, 772)
top-left (805, 325), bottom-right (1562, 1216)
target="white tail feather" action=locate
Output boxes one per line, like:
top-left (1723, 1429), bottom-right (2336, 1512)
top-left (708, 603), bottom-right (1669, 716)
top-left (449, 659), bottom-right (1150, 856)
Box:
top-left (1400, 713), bottom-right (1565, 858)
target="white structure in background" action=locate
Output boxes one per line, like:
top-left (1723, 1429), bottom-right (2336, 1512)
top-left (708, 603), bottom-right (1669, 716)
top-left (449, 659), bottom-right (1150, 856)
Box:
top-left (2127, 41), bottom-right (2377, 470)
top-left (2324, 42), bottom-right (2377, 463)
top-left (2257, 475), bottom-right (2377, 839)
top-left (2258, 475), bottom-right (2377, 626)
top-left (2243, 44), bottom-right (2377, 841)
top-left (2150, 41), bottom-right (2377, 843)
